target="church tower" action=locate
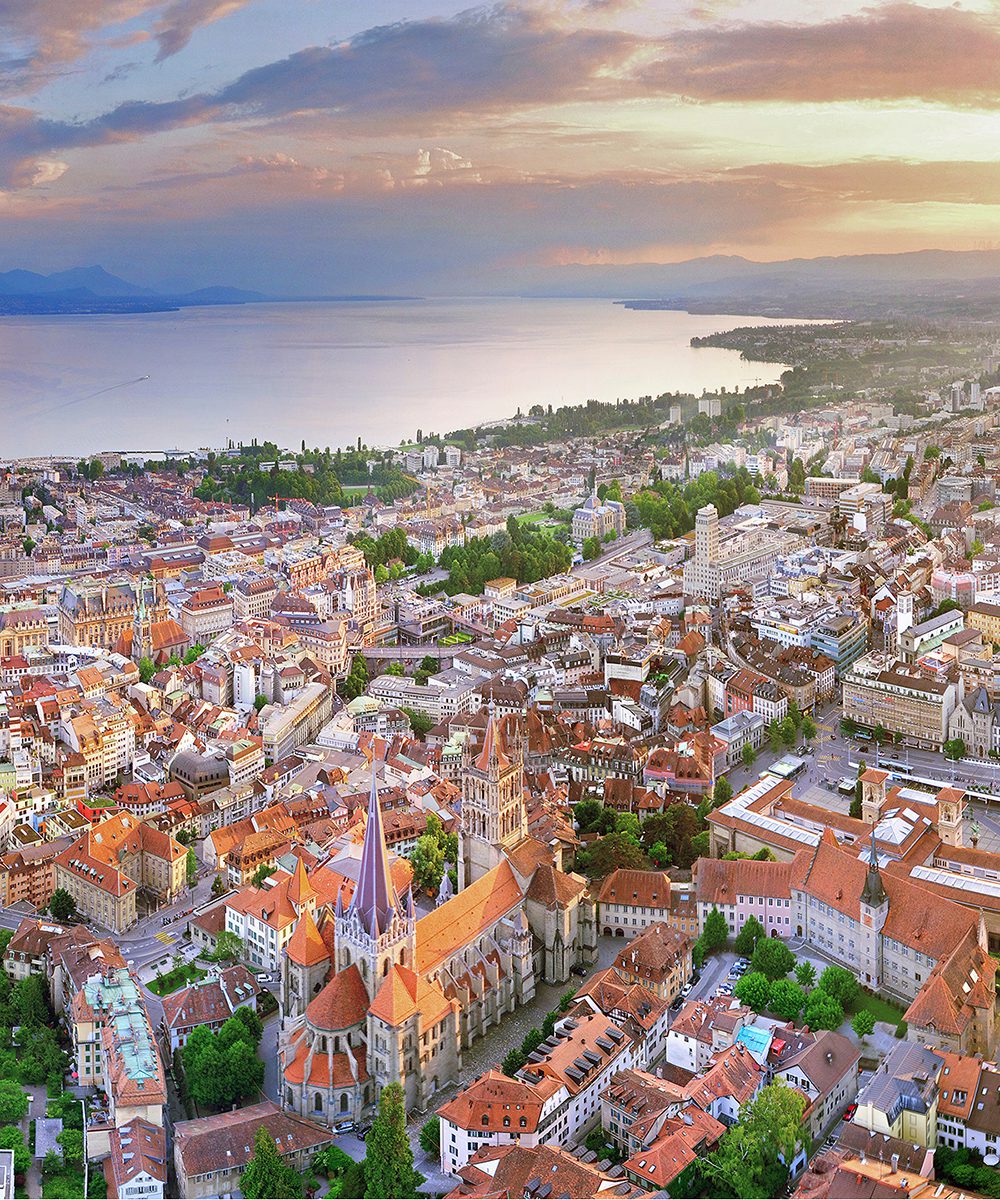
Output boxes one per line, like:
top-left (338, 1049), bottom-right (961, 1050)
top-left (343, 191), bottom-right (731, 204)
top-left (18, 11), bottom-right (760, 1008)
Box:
top-left (860, 767), bottom-right (888, 826)
top-left (334, 763), bottom-right (415, 993)
top-left (937, 787), bottom-right (964, 848)
top-left (133, 578), bottom-right (153, 662)
top-left (460, 707), bottom-right (526, 888)
top-left (858, 830), bottom-right (889, 989)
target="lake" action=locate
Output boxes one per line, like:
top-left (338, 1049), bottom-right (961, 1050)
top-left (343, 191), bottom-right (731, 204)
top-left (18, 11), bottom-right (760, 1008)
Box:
top-left (0, 298), bottom-right (805, 456)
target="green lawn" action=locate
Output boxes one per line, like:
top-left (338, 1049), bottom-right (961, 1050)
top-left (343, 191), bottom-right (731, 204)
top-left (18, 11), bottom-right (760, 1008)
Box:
top-left (148, 964), bottom-right (207, 996)
top-left (848, 989), bottom-right (905, 1026)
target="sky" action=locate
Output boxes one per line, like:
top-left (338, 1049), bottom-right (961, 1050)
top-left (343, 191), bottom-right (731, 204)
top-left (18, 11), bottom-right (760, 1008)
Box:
top-left (3, 0), bottom-right (1000, 293)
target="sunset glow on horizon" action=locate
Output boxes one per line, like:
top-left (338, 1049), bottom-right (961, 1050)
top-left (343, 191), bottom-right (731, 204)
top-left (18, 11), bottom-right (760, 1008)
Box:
top-left (4, 0), bottom-right (1000, 292)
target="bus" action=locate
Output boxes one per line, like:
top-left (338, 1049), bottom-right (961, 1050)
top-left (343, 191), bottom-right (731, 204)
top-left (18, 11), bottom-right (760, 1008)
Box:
top-left (838, 777), bottom-right (856, 795)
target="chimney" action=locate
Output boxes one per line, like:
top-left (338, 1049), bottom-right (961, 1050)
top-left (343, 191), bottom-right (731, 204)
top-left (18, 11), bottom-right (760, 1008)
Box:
top-left (891, 1154), bottom-right (899, 1175)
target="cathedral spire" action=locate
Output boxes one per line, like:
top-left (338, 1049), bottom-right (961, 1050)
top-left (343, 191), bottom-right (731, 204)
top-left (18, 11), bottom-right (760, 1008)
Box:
top-left (349, 758), bottom-right (401, 938)
top-left (475, 703), bottom-right (510, 774)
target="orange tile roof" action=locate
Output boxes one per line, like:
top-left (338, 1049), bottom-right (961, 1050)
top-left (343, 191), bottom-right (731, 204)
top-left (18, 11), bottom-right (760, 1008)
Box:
top-left (415, 860), bottom-right (524, 974)
top-left (286, 908), bottom-right (329, 968)
top-left (306, 964), bottom-right (368, 1031)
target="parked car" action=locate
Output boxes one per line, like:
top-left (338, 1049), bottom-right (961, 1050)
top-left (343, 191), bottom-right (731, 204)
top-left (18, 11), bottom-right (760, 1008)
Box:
top-left (843, 1104), bottom-right (857, 1122)
top-left (334, 1121), bottom-right (354, 1134)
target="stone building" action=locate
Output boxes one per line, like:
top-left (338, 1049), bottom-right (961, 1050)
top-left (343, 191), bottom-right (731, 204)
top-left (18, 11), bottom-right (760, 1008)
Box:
top-left (278, 711), bottom-right (596, 1127)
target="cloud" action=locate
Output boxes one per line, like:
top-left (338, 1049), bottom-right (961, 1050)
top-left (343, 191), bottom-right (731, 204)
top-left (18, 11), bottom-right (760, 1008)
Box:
top-left (642, 4), bottom-right (1000, 105)
top-left (0, 4), bottom-right (644, 186)
top-left (152, 0), bottom-right (253, 61)
top-left (0, 0), bottom-right (252, 93)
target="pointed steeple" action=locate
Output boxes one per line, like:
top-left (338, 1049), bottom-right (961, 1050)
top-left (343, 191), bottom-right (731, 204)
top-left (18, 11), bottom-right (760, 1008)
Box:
top-left (348, 759), bottom-right (402, 938)
top-left (288, 854), bottom-right (315, 909)
top-left (475, 703), bottom-right (511, 774)
top-left (861, 828), bottom-right (887, 908)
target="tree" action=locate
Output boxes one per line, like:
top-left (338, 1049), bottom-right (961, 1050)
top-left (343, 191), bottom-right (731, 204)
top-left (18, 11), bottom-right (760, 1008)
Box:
top-left (944, 738), bottom-right (966, 761)
top-left (409, 834), bottom-right (446, 895)
top-left (817, 965), bottom-right (859, 1007)
top-left (48, 888), bottom-right (77, 922)
top-left (804, 988), bottom-right (845, 1031)
top-left (768, 979), bottom-right (806, 1021)
top-left (0, 1126), bottom-right (30, 1178)
top-left (233, 1005), bottom-right (263, 1045)
top-left (850, 780), bottom-right (863, 820)
top-left (241, 1125), bottom-right (302, 1199)
top-left (250, 863), bottom-right (275, 888)
top-left (138, 656), bottom-right (156, 683)
top-left (701, 907), bottom-right (729, 954)
top-left (648, 841), bottom-right (670, 868)
top-left (183, 642), bottom-right (206, 665)
top-left (582, 536), bottom-right (602, 561)
top-left (56, 1128), bottom-right (84, 1168)
top-left (576, 831), bottom-right (650, 878)
top-left (0, 1079), bottom-right (28, 1123)
top-left (402, 707), bottom-right (433, 738)
top-left (253, 694), bottom-right (269, 712)
top-left (841, 717), bottom-right (858, 737)
top-left (211, 873), bottom-right (226, 898)
top-left (778, 716), bottom-right (797, 749)
top-left (364, 1082), bottom-right (419, 1199)
top-left (419, 1116), bottom-right (440, 1157)
top-left (709, 1082), bottom-right (807, 1199)
top-left (734, 915), bottom-right (765, 957)
top-left (852, 1009), bottom-right (877, 1040)
top-left (222, 1036), bottom-right (265, 1101)
top-left (13, 975), bottom-right (50, 1027)
top-left (741, 742), bottom-right (757, 769)
top-left (386, 660), bottom-right (406, 677)
top-left (713, 776), bottom-right (733, 807)
top-left (574, 797), bottom-right (604, 833)
top-left (185, 846), bottom-right (198, 886)
top-left (502, 1047), bottom-right (527, 1077)
top-left (212, 929), bottom-right (243, 965)
top-left (801, 714), bottom-right (817, 741)
top-left (750, 937), bottom-right (795, 981)
top-left (768, 720), bottom-right (783, 754)
top-left (794, 960), bottom-right (816, 989)
top-left (734, 971), bottom-right (771, 1012)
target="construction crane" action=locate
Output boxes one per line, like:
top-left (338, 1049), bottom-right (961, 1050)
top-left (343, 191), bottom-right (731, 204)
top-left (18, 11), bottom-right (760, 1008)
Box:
top-left (270, 495), bottom-right (298, 512)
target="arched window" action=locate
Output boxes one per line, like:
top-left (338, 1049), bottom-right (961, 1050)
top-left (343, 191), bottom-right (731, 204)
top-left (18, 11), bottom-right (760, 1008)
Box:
top-left (383, 959), bottom-right (389, 976)
top-left (340, 1094), bottom-right (349, 1113)
top-left (334, 1035), bottom-right (341, 1053)
top-left (399, 948), bottom-right (407, 967)
top-left (319, 1036), bottom-right (327, 1053)
top-left (314, 1093), bottom-right (323, 1112)
top-left (285, 1088), bottom-right (293, 1107)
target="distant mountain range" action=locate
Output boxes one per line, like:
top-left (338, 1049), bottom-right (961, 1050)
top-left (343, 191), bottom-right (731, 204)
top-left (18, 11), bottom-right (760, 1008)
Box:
top-left (512, 247), bottom-right (1000, 318)
top-left (10, 249), bottom-right (1000, 318)
top-left (0, 266), bottom-right (266, 313)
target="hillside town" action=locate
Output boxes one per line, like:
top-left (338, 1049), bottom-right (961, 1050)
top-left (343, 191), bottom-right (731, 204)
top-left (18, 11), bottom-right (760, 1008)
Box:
top-left (4, 367), bottom-right (1000, 1199)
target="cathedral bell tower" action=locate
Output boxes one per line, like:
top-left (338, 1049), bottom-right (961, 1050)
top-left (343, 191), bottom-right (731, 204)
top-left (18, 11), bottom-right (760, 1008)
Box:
top-left (460, 706), bottom-right (526, 889)
top-left (334, 762), bottom-right (415, 994)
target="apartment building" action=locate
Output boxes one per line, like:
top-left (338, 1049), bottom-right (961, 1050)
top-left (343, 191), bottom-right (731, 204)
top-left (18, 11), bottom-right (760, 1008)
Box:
top-left (259, 682), bottom-right (334, 761)
top-left (439, 1010), bottom-right (640, 1175)
top-left (69, 967), bottom-right (166, 1139)
top-left (173, 1102), bottom-right (332, 1200)
top-left (179, 585), bottom-right (233, 643)
top-left (231, 575), bottom-right (278, 622)
top-left (841, 654), bottom-right (958, 749)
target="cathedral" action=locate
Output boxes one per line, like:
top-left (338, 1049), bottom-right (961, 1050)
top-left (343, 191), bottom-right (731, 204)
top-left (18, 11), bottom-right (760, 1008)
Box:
top-left (278, 710), bottom-right (597, 1123)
